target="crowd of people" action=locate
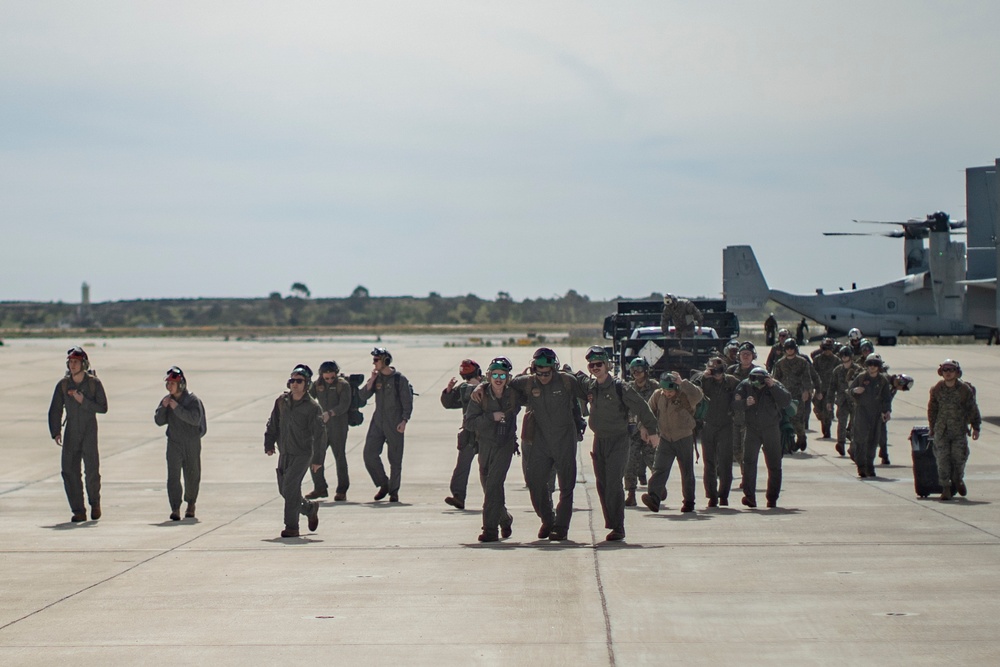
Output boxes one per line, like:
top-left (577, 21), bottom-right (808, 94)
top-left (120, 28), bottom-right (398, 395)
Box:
top-left (46, 330), bottom-right (983, 541)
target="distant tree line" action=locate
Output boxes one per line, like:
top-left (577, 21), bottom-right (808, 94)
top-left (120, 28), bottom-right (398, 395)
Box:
top-left (0, 288), bottom-right (644, 330)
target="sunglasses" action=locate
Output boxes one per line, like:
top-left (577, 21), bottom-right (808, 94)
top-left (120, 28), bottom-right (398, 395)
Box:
top-left (535, 370), bottom-right (553, 377)
top-left (491, 372), bottom-right (508, 380)
top-left (288, 378), bottom-right (305, 385)
top-left (941, 367), bottom-right (957, 373)
top-left (587, 361), bottom-right (605, 369)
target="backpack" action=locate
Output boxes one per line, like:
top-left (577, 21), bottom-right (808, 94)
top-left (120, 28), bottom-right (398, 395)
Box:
top-left (347, 374), bottom-right (365, 427)
top-left (693, 396), bottom-right (711, 421)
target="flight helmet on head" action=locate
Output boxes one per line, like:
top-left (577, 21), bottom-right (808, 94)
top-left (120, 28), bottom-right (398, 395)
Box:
top-left (937, 359), bottom-right (962, 377)
top-left (848, 328), bottom-right (862, 342)
top-left (864, 353), bottom-right (882, 368)
top-left (165, 366), bottom-right (186, 392)
top-left (532, 347), bottom-right (558, 368)
top-left (66, 346), bottom-right (90, 371)
top-left (371, 347), bottom-right (392, 365)
top-left (459, 359), bottom-right (482, 380)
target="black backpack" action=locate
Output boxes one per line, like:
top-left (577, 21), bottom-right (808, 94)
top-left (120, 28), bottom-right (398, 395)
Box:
top-left (347, 374), bottom-right (365, 427)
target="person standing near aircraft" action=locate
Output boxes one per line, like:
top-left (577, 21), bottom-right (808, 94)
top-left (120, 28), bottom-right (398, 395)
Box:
top-left (733, 367), bottom-right (791, 509)
top-left (765, 329), bottom-right (791, 371)
top-left (847, 354), bottom-right (892, 478)
top-left (796, 318), bottom-right (809, 345)
top-left (764, 313), bottom-right (778, 346)
top-left (48, 346), bottom-right (108, 523)
top-left (928, 359), bottom-right (981, 500)
top-left (826, 346), bottom-right (862, 457)
top-left (771, 339), bottom-right (815, 451)
top-left (810, 339), bottom-right (839, 439)
top-left (694, 358), bottom-right (739, 507)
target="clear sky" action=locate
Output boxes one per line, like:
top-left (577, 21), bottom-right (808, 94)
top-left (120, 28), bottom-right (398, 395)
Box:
top-left (2, 1), bottom-right (998, 304)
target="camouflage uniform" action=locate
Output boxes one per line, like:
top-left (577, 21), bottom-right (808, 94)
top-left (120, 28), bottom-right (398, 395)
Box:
top-left (847, 371), bottom-right (892, 477)
top-left (927, 380), bottom-right (981, 493)
top-left (771, 354), bottom-right (814, 445)
top-left (623, 376), bottom-right (660, 492)
top-left (827, 361), bottom-right (862, 451)
top-left (660, 299), bottom-right (703, 338)
top-left (810, 351), bottom-right (839, 437)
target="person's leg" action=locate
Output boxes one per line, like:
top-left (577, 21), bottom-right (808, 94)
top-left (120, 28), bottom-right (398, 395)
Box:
top-left (183, 440), bottom-right (201, 507)
top-left (363, 423), bottom-right (389, 490)
top-left (166, 441), bottom-right (183, 513)
top-left (385, 430), bottom-right (405, 496)
top-left (61, 442), bottom-right (86, 516)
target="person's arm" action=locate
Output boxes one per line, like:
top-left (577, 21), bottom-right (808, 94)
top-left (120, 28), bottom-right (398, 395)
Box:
top-left (926, 386), bottom-right (938, 435)
top-left (398, 373), bottom-right (414, 422)
top-left (48, 382), bottom-right (65, 440)
top-left (263, 398), bottom-right (280, 454)
top-left (768, 380), bottom-right (792, 409)
top-left (81, 378), bottom-right (109, 415)
top-left (154, 399), bottom-right (170, 426)
top-left (170, 394), bottom-right (203, 427)
top-left (310, 404), bottom-right (326, 466)
top-left (623, 384), bottom-right (659, 435)
top-left (463, 394), bottom-right (493, 433)
top-left (678, 379), bottom-right (704, 405)
top-left (441, 384), bottom-right (463, 410)
top-left (332, 380), bottom-right (352, 416)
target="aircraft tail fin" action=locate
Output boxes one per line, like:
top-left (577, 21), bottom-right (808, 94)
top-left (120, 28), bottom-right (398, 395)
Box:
top-left (723, 245), bottom-right (770, 311)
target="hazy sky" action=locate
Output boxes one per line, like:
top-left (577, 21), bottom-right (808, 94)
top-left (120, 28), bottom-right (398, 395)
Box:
top-left (2, 1), bottom-right (999, 304)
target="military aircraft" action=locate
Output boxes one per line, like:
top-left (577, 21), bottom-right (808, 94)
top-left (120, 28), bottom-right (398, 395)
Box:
top-left (723, 212), bottom-right (978, 345)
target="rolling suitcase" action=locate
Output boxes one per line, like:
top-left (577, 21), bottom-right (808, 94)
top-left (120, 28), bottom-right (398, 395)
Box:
top-left (910, 426), bottom-right (942, 498)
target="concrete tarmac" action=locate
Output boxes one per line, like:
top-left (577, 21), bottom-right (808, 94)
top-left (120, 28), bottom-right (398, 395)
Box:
top-left (1, 337), bottom-right (999, 665)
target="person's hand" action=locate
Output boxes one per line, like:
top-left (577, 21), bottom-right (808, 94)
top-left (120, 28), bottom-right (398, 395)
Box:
top-left (446, 377), bottom-right (457, 391)
top-left (853, 387), bottom-right (865, 395)
top-left (746, 396), bottom-right (757, 407)
top-left (882, 412), bottom-right (891, 423)
top-left (826, 403), bottom-right (833, 413)
top-left (396, 420), bottom-right (407, 434)
top-left (648, 434), bottom-right (660, 448)
top-left (265, 448), bottom-right (274, 456)
top-left (311, 464), bottom-right (322, 473)
top-left (493, 412), bottom-right (505, 422)
top-left (322, 411), bottom-right (330, 424)
top-left (168, 399), bottom-right (178, 410)
top-left (764, 377), bottom-right (775, 388)
top-left (54, 435), bottom-right (62, 447)
top-left (71, 390), bottom-right (84, 404)
top-left (161, 396), bottom-right (172, 408)
top-left (972, 428), bottom-right (980, 441)
top-left (801, 391), bottom-right (810, 404)
top-left (471, 385), bottom-right (484, 401)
